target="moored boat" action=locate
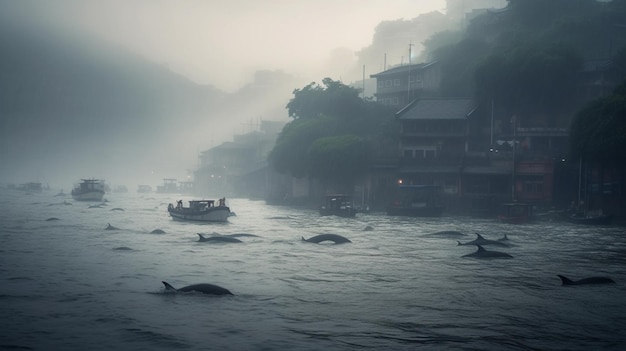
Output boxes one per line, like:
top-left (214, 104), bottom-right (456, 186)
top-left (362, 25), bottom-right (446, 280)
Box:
top-left (319, 194), bottom-right (357, 218)
top-left (167, 198), bottom-right (231, 222)
top-left (137, 184), bottom-right (152, 193)
top-left (567, 211), bottom-right (613, 225)
top-left (497, 202), bottom-right (533, 224)
top-left (71, 179), bottom-right (105, 201)
top-left (386, 185), bottom-right (444, 217)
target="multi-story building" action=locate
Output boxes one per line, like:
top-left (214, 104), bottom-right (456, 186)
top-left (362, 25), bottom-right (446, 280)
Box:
top-left (370, 61), bottom-right (441, 109)
top-left (369, 59), bottom-right (566, 214)
top-left (194, 120), bottom-right (286, 198)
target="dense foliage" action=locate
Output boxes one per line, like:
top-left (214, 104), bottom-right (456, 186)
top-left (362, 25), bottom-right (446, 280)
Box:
top-left (569, 80), bottom-right (626, 165)
top-left (269, 79), bottom-right (395, 188)
top-left (426, 0), bottom-right (626, 123)
top-left (271, 0), bottom-right (626, 192)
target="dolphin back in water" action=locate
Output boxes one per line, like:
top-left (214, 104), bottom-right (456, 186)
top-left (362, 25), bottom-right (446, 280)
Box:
top-left (197, 233), bottom-right (242, 243)
top-left (302, 234), bottom-right (351, 244)
top-left (162, 281), bottom-right (233, 295)
top-left (558, 275), bottom-right (615, 286)
top-left (457, 233), bottom-right (508, 247)
top-left (462, 245), bottom-right (513, 259)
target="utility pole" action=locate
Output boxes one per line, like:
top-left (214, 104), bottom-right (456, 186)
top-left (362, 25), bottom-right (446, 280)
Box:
top-left (362, 65), bottom-right (366, 99)
top-left (407, 42), bottom-right (415, 102)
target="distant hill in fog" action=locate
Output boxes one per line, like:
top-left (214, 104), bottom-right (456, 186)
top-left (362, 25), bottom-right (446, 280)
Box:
top-left (0, 17), bottom-right (299, 186)
top-left (0, 19), bottom-right (225, 132)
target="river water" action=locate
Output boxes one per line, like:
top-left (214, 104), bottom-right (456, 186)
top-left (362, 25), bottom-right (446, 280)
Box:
top-left (1, 188), bottom-right (625, 350)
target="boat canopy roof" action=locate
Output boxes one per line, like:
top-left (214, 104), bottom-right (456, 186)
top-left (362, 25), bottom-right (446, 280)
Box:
top-left (189, 200), bottom-right (214, 204)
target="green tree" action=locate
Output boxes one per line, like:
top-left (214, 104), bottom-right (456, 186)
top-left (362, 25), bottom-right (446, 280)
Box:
top-left (569, 80), bottom-right (626, 164)
top-left (269, 116), bottom-right (336, 178)
top-left (286, 78), bottom-right (365, 120)
top-left (307, 135), bottom-right (371, 189)
top-left (475, 42), bottom-right (582, 121)
top-left (270, 78), bottom-right (395, 188)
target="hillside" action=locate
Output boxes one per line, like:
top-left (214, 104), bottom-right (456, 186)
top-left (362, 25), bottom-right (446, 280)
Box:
top-left (0, 15), bottom-right (298, 187)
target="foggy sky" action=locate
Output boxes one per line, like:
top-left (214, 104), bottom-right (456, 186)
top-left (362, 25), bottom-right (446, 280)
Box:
top-left (0, 0), bottom-right (447, 188)
top-left (9, 0), bottom-right (445, 92)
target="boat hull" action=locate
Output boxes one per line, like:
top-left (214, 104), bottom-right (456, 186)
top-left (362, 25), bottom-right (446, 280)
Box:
top-left (319, 208), bottom-right (357, 218)
top-left (71, 190), bottom-right (105, 202)
top-left (386, 205), bottom-right (444, 217)
top-left (567, 213), bottom-right (613, 225)
top-left (168, 207), bottom-right (231, 222)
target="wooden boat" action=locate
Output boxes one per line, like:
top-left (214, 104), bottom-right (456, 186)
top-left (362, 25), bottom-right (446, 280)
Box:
top-left (71, 179), bottom-right (105, 201)
top-left (319, 194), bottom-right (357, 218)
top-left (167, 198), bottom-right (231, 222)
top-left (386, 185), bottom-right (444, 217)
top-left (157, 178), bottom-right (178, 193)
top-left (137, 185), bottom-right (152, 193)
top-left (17, 182), bottom-right (43, 193)
top-left (497, 202), bottom-right (533, 224)
top-left (567, 211), bottom-right (613, 225)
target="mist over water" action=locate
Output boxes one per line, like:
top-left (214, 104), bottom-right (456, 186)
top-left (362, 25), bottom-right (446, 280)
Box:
top-left (1, 188), bottom-right (625, 350)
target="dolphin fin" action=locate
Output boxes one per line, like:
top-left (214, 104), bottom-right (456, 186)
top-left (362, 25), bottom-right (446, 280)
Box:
top-left (557, 275), bottom-right (573, 285)
top-left (457, 241), bottom-right (462, 246)
top-left (301, 236), bottom-right (307, 241)
top-left (197, 233), bottom-right (205, 240)
top-left (162, 281), bottom-right (177, 291)
top-left (476, 245), bottom-right (486, 252)
top-left (475, 232), bottom-right (485, 239)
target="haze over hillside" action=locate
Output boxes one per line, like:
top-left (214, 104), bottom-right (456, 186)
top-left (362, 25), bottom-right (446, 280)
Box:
top-left (0, 0), bottom-right (507, 188)
top-left (0, 13), bottom-right (303, 187)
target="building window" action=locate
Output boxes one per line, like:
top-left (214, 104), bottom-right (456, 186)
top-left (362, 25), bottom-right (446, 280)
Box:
top-left (385, 80), bottom-right (392, 87)
top-left (394, 79), bottom-right (401, 86)
top-left (523, 181), bottom-right (543, 194)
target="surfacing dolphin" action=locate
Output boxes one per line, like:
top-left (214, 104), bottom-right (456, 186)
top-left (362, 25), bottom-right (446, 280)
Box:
top-left (222, 233), bottom-right (259, 238)
top-left (302, 234), bottom-right (351, 244)
top-left (457, 233), bottom-right (509, 247)
top-left (197, 233), bottom-right (242, 243)
top-left (150, 229), bottom-right (166, 234)
top-left (558, 275), bottom-right (615, 286)
top-left (462, 245), bottom-right (513, 259)
top-left (46, 217), bottom-right (60, 221)
top-left (105, 223), bottom-right (120, 230)
top-left (162, 281), bottom-right (233, 295)
top-left (423, 230), bottom-right (466, 238)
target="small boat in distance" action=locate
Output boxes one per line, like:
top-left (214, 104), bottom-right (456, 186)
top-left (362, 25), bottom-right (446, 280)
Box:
top-left (157, 178), bottom-right (179, 193)
top-left (319, 194), bottom-right (357, 218)
top-left (17, 182), bottom-right (43, 193)
top-left (567, 210), bottom-right (613, 225)
top-left (71, 179), bottom-right (105, 201)
top-left (137, 184), bottom-right (152, 193)
top-left (386, 185), bottom-right (444, 217)
top-left (167, 198), bottom-right (231, 222)
top-left (497, 202), bottom-right (533, 224)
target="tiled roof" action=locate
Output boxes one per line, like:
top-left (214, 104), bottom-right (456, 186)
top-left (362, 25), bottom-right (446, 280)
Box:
top-left (396, 98), bottom-right (477, 120)
top-left (370, 61), bottom-right (438, 78)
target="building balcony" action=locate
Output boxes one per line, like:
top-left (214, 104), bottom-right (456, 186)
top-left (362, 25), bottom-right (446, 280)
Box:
top-left (401, 131), bottom-right (466, 138)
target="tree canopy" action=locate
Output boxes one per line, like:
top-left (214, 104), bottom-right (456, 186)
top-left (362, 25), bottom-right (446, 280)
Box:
top-left (425, 0), bottom-right (626, 124)
top-left (569, 80), bottom-right (626, 165)
top-left (270, 78), bottom-right (395, 189)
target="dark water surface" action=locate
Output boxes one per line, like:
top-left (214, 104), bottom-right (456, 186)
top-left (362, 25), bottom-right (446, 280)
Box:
top-left (1, 189), bottom-right (625, 350)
